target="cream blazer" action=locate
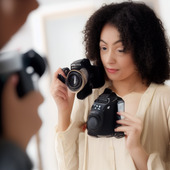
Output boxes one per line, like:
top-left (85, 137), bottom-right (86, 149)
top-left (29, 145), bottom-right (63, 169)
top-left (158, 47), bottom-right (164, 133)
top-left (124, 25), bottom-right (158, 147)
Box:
top-left (55, 82), bottom-right (170, 170)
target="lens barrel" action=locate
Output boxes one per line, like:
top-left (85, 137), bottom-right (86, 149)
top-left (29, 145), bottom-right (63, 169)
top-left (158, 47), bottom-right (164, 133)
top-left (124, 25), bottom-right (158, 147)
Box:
top-left (66, 71), bottom-right (82, 91)
top-left (66, 69), bottom-right (88, 92)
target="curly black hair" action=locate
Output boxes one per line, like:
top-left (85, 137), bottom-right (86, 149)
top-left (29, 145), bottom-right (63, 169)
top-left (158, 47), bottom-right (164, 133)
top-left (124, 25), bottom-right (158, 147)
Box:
top-left (83, 1), bottom-right (170, 84)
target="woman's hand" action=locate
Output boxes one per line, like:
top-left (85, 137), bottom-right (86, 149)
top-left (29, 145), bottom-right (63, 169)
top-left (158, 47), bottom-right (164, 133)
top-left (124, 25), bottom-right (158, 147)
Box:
top-left (115, 112), bottom-right (149, 170)
top-left (50, 68), bottom-right (75, 131)
top-left (115, 111), bottom-right (143, 150)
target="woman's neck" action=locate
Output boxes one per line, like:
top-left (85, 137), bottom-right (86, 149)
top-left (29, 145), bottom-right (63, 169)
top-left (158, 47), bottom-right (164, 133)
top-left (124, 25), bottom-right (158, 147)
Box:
top-left (110, 77), bottom-right (148, 97)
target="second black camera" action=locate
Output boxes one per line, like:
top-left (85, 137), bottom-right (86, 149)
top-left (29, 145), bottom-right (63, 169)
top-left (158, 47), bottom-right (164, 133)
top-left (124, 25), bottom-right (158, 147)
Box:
top-left (0, 49), bottom-right (47, 135)
top-left (87, 88), bottom-right (125, 138)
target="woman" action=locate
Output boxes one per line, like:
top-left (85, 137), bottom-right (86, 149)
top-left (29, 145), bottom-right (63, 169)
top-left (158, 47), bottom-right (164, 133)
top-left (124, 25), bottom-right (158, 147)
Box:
top-left (51, 2), bottom-right (170, 170)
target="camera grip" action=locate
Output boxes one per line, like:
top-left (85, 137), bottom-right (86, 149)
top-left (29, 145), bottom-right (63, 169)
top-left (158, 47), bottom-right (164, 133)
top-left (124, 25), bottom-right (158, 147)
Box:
top-left (57, 74), bottom-right (66, 84)
top-left (57, 67), bottom-right (70, 84)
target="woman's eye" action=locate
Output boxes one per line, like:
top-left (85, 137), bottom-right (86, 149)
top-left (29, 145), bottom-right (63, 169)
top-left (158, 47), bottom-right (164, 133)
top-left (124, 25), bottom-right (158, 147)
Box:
top-left (117, 48), bottom-right (125, 53)
top-left (100, 47), bottom-right (107, 51)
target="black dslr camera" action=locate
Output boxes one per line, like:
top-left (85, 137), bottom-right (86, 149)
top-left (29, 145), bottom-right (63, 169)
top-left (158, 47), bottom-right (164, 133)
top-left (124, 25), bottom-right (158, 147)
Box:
top-left (0, 49), bottom-right (47, 134)
top-left (58, 59), bottom-right (105, 99)
top-left (87, 88), bottom-right (125, 138)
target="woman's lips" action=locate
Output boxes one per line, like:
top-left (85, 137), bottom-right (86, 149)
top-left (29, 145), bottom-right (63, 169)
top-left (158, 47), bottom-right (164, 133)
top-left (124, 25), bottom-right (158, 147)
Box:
top-left (106, 68), bottom-right (119, 73)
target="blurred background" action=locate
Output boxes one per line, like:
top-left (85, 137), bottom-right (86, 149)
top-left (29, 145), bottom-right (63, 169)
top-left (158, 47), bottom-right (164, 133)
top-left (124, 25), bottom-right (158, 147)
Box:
top-left (1, 0), bottom-right (170, 169)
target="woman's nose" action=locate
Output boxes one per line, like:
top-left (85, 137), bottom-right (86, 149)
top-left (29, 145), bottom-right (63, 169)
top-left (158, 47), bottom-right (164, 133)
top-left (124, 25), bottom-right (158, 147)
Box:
top-left (106, 50), bottom-right (116, 64)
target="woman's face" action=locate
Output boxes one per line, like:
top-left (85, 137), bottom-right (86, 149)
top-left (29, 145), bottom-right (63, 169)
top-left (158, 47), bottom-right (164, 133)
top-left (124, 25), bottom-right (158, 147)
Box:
top-left (100, 24), bottom-right (138, 83)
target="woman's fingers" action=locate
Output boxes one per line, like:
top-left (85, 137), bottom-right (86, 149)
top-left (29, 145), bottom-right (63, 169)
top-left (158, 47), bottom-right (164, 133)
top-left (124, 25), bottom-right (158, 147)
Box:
top-left (115, 112), bottom-right (143, 137)
top-left (117, 111), bottom-right (142, 124)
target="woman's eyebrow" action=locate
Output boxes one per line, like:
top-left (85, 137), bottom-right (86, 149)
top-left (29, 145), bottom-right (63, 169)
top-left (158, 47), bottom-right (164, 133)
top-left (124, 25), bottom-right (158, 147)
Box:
top-left (99, 39), bottom-right (122, 45)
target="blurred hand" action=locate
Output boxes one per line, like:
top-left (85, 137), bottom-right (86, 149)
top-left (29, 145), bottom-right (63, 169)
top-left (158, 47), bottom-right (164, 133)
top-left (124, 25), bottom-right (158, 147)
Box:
top-left (1, 0), bottom-right (39, 16)
top-left (1, 74), bottom-right (44, 150)
top-left (0, 0), bottom-right (39, 48)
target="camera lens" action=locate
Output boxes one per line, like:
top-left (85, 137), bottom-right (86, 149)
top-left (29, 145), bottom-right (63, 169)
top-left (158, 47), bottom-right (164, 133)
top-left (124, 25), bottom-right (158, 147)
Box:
top-left (66, 71), bottom-right (83, 92)
top-left (87, 117), bottom-right (99, 131)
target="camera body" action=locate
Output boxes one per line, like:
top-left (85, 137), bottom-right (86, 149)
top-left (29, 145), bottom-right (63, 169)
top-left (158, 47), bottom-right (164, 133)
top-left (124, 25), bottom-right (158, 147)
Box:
top-left (0, 50), bottom-right (46, 97)
top-left (0, 49), bottom-right (46, 134)
top-left (59, 59), bottom-right (105, 99)
top-left (87, 88), bottom-right (125, 138)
